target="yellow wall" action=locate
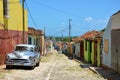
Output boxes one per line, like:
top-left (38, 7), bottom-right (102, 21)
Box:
top-left (4, 0), bottom-right (28, 31)
top-left (41, 35), bottom-right (44, 55)
top-left (0, 0), bottom-right (4, 29)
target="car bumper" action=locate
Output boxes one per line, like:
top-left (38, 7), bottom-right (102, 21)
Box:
top-left (5, 60), bottom-right (36, 67)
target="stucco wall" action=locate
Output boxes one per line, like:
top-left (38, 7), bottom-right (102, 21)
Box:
top-left (84, 40), bottom-right (91, 62)
top-left (91, 42), bottom-right (94, 65)
top-left (97, 41), bottom-right (101, 67)
top-left (0, 0), bottom-right (28, 65)
top-left (0, 0), bottom-right (4, 29)
top-left (75, 43), bottom-right (80, 58)
top-left (40, 35), bottom-right (44, 55)
top-left (111, 12), bottom-right (120, 30)
top-left (102, 18), bottom-right (112, 68)
top-left (4, 0), bottom-right (28, 31)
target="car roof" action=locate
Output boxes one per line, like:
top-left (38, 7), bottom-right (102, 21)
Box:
top-left (16, 44), bottom-right (36, 48)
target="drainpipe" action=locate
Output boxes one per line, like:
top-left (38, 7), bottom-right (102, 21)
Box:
top-left (22, 0), bottom-right (25, 44)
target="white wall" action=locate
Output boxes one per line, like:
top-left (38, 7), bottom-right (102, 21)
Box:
top-left (102, 18), bottom-right (112, 68)
top-left (75, 43), bottom-right (80, 58)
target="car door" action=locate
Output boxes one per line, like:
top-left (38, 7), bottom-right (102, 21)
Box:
top-left (34, 47), bottom-right (40, 63)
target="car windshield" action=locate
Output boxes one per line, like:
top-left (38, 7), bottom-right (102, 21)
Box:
top-left (15, 46), bottom-right (34, 52)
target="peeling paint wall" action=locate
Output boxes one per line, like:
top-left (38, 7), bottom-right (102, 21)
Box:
top-left (75, 43), bottom-right (80, 58)
top-left (0, 0), bottom-right (28, 65)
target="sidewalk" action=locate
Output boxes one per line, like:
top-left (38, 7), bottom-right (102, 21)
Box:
top-left (74, 58), bottom-right (120, 80)
top-left (0, 65), bottom-right (6, 69)
top-left (90, 67), bottom-right (120, 80)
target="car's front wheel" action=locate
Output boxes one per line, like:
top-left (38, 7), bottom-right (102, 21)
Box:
top-left (36, 57), bottom-right (41, 67)
top-left (36, 62), bottom-right (40, 66)
top-left (29, 66), bottom-right (34, 70)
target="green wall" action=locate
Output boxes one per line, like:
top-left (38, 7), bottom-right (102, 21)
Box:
top-left (90, 40), bottom-right (101, 67)
top-left (84, 40), bottom-right (91, 62)
top-left (91, 42), bottom-right (94, 65)
top-left (97, 42), bottom-right (101, 66)
top-left (84, 39), bottom-right (101, 66)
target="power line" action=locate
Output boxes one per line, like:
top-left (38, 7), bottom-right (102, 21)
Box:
top-left (25, 1), bottom-right (39, 29)
top-left (28, 1), bottom-right (84, 19)
top-left (51, 27), bottom-right (68, 35)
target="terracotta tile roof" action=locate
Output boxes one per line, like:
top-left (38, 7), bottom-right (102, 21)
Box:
top-left (84, 30), bottom-right (99, 39)
top-left (94, 32), bottom-right (103, 38)
top-left (28, 27), bottom-right (42, 35)
top-left (72, 30), bottom-right (102, 42)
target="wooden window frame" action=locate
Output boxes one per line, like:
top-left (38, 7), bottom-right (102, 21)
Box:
top-left (3, 0), bottom-right (9, 18)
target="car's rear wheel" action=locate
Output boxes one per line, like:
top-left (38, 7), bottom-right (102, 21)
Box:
top-left (6, 65), bottom-right (12, 69)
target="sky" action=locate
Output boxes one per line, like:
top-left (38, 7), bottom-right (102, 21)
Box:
top-left (25, 0), bottom-right (120, 37)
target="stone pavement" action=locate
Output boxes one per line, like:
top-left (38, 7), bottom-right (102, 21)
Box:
top-left (74, 58), bottom-right (120, 80)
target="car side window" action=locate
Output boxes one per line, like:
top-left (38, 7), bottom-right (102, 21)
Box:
top-left (30, 47), bottom-right (34, 52)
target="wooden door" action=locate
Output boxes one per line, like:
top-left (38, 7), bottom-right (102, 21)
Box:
top-left (80, 41), bottom-right (84, 59)
top-left (111, 30), bottom-right (120, 73)
top-left (94, 41), bottom-right (97, 66)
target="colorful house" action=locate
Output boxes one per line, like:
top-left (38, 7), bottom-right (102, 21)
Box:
top-left (84, 39), bottom-right (91, 63)
top-left (84, 30), bottom-right (101, 66)
top-left (83, 31), bottom-right (97, 63)
top-left (84, 31), bottom-right (103, 66)
top-left (62, 42), bottom-right (68, 54)
top-left (74, 43), bottom-right (80, 58)
top-left (28, 27), bottom-right (44, 55)
top-left (72, 35), bottom-right (85, 59)
top-left (72, 30), bottom-right (103, 66)
top-left (72, 31), bottom-right (97, 60)
top-left (0, 0), bottom-right (4, 29)
top-left (0, 0), bottom-right (28, 65)
top-left (94, 32), bottom-right (103, 67)
top-left (45, 40), bottom-right (55, 54)
top-left (66, 42), bottom-right (74, 58)
top-left (89, 32), bottom-right (103, 67)
top-left (103, 10), bottom-right (120, 73)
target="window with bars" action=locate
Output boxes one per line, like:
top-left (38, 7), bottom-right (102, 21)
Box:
top-left (3, 0), bottom-right (9, 17)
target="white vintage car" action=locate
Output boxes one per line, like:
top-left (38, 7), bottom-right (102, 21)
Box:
top-left (5, 44), bottom-right (41, 69)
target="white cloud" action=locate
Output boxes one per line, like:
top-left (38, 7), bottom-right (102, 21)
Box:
top-left (84, 17), bottom-right (93, 22)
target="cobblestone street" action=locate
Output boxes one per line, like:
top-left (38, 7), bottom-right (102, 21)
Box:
top-left (0, 52), bottom-right (105, 80)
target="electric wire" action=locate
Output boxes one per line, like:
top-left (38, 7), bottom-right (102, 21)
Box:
top-left (50, 27), bottom-right (69, 36)
top-left (24, 1), bottom-right (39, 29)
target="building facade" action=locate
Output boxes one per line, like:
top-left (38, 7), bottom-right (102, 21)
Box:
top-left (103, 11), bottom-right (120, 74)
top-left (0, 0), bottom-right (28, 65)
top-left (28, 27), bottom-right (44, 55)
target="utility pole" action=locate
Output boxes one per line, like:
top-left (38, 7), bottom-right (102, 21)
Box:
top-left (61, 33), bottom-right (63, 41)
top-left (69, 19), bottom-right (72, 43)
top-left (44, 26), bottom-right (46, 55)
top-left (22, 0), bottom-right (25, 44)
top-left (44, 26), bottom-right (46, 38)
top-left (68, 18), bottom-right (72, 58)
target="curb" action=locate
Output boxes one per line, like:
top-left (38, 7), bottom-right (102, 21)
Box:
top-left (74, 59), bottom-right (83, 64)
top-left (89, 67), bottom-right (99, 75)
top-left (73, 59), bottom-right (101, 75)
